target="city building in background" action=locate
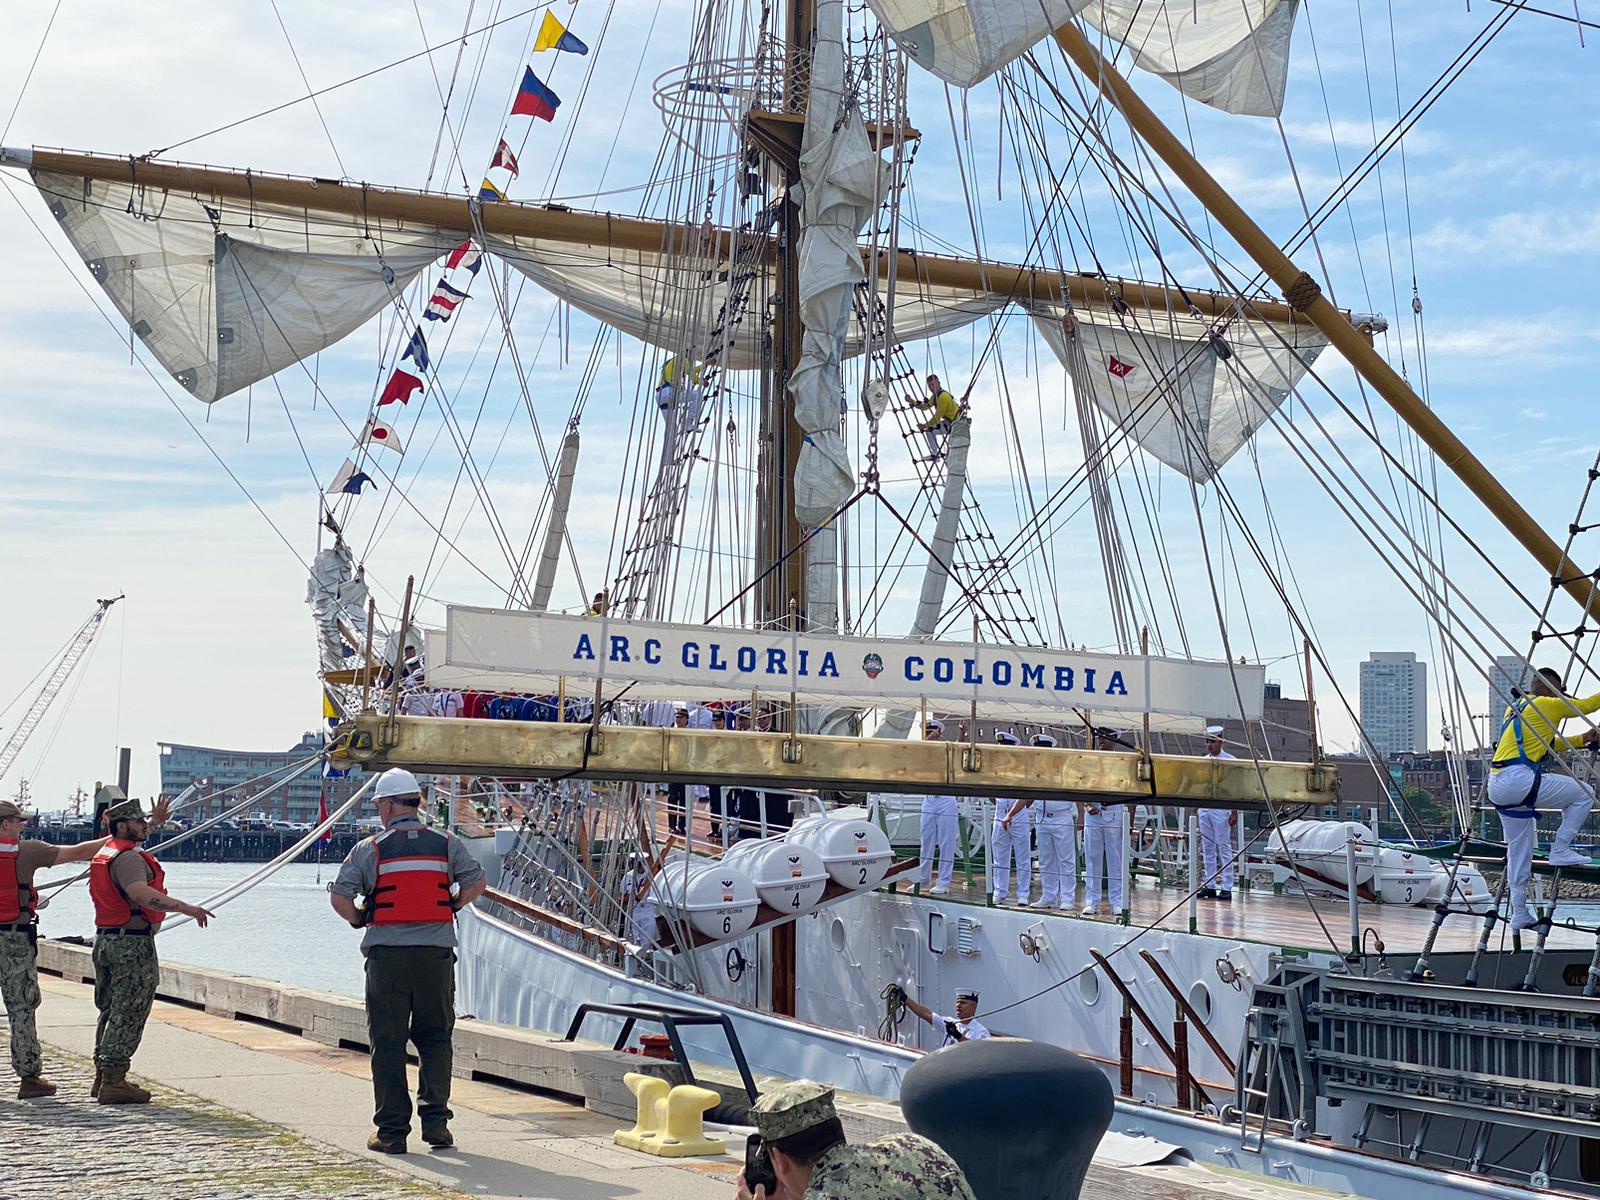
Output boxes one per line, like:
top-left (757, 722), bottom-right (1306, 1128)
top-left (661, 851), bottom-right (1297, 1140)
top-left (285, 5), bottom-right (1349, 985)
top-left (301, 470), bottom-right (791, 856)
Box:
top-left (1486, 653), bottom-right (1532, 737)
top-left (1358, 652), bottom-right (1428, 757)
top-left (158, 733), bottom-right (365, 824)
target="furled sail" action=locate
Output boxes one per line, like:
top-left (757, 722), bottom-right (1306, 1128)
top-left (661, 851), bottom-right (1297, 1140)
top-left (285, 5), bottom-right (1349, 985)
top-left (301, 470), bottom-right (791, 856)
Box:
top-left (865, 0), bottom-right (1300, 117)
top-left (306, 540), bottom-right (370, 686)
top-left (1032, 302), bottom-right (1327, 482)
top-left (33, 169), bottom-right (455, 404)
top-left (487, 232), bottom-right (1004, 369)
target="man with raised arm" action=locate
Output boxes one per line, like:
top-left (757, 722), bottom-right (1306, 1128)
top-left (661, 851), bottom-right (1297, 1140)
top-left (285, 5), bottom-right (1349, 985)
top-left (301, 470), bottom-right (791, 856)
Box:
top-left (89, 795), bottom-right (211, 1105)
top-left (1, 798), bottom-right (168, 1099)
top-left (1487, 665), bottom-right (1599, 930)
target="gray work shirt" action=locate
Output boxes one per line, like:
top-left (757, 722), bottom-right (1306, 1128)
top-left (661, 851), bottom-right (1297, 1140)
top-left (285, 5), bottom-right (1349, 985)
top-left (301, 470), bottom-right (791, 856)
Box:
top-left (332, 815), bottom-right (484, 950)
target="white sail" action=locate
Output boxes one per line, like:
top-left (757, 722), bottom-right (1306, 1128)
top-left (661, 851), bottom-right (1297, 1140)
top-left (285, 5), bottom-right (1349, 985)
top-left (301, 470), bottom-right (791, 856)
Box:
top-left (866, 0), bottom-right (1299, 117)
top-left (487, 232), bottom-right (1004, 370)
top-left (1032, 303), bottom-right (1327, 482)
top-left (33, 170), bottom-right (452, 404)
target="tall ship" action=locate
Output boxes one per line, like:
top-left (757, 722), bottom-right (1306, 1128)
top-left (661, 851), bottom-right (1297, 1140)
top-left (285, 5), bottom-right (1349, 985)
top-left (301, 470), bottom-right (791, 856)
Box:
top-left (7, 2), bottom-right (1600, 1197)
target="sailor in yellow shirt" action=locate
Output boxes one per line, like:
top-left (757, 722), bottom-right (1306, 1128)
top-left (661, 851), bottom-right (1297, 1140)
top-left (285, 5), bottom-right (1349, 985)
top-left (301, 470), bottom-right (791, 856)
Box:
top-left (655, 356), bottom-right (705, 436)
top-left (1486, 665), bottom-right (1599, 930)
top-left (914, 373), bottom-right (962, 460)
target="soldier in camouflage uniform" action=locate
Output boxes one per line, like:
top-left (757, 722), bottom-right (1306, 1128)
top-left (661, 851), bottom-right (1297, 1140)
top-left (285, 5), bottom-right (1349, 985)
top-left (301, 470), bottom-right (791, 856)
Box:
top-left (738, 1079), bottom-right (977, 1200)
top-left (1, 797), bottom-right (124, 1098)
top-left (89, 797), bottom-right (214, 1104)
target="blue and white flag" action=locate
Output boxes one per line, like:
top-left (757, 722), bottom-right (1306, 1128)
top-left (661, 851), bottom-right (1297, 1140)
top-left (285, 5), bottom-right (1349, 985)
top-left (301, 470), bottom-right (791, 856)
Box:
top-left (402, 328), bottom-right (430, 372)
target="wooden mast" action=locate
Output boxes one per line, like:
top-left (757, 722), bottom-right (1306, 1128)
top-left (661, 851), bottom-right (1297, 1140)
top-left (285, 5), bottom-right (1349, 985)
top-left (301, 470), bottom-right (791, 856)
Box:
top-left (1052, 23), bottom-right (1600, 621)
top-left (17, 147), bottom-right (1328, 328)
top-left (762, 0), bottom-right (819, 1022)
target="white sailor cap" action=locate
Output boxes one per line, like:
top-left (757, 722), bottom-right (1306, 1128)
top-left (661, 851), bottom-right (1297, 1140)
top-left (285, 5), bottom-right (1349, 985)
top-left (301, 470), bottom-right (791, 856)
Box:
top-left (1204, 725), bottom-right (1225, 739)
top-left (994, 731), bottom-right (1021, 746)
top-left (1030, 732), bottom-right (1057, 747)
top-left (924, 718), bottom-right (945, 733)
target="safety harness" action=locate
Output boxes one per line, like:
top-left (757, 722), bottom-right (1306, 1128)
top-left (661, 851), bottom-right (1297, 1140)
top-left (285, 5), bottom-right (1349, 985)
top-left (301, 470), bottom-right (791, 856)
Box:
top-left (1490, 698), bottom-right (1545, 819)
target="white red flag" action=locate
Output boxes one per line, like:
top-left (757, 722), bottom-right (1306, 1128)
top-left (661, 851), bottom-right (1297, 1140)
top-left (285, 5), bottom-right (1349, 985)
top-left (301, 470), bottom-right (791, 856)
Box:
top-left (1107, 356), bottom-right (1137, 379)
top-left (361, 417), bottom-right (405, 454)
top-left (489, 139), bottom-right (520, 177)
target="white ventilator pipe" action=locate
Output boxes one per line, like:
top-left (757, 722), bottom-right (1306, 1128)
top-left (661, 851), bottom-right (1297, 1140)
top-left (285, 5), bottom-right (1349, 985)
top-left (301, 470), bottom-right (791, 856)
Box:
top-left (531, 428), bottom-right (582, 611)
top-left (873, 418), bottom-right (971, 739)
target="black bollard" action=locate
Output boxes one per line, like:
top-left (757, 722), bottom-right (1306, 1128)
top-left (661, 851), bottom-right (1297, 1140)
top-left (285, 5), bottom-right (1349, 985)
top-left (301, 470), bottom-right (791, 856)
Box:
top-left (901, 1038), bottom-right (1113, 1200)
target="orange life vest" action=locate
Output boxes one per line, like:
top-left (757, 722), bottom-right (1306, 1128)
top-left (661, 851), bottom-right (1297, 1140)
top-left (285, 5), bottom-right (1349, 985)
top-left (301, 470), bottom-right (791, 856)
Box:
top-left (89, 839), bottom-right (168, 930)
top-left (0, 837), bottom-right (37, 924)
top-left (369, 825), bottom-right (454, 925)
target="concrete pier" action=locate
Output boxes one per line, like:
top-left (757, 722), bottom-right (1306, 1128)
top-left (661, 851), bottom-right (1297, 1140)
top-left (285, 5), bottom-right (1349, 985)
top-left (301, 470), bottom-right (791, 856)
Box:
top-left (6, 965), bottom-right (740, 1200)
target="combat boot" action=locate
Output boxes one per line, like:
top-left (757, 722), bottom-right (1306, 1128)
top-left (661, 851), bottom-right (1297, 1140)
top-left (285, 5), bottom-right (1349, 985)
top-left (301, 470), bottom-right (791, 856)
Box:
top-left (17, 1076), bottom-right (58, 1099)
top-left (97, 1069), bottom-right (152, 1105)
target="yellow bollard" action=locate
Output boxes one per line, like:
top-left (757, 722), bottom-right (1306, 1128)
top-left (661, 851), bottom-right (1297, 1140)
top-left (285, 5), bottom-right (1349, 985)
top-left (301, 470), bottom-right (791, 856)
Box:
top-left (614, 1072), bottom-right (671, 1150)
top-left (640, 1083), bottom-right (725, 1158)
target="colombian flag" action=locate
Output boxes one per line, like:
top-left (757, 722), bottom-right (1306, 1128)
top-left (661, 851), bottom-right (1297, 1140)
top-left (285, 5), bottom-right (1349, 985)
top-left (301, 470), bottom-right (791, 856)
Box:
top-left (478, 176), bottom-right (506, 201)
top-left (534, 12), bottom-right (589, 54)
top-left (512, 66), bottom-right (561, 121)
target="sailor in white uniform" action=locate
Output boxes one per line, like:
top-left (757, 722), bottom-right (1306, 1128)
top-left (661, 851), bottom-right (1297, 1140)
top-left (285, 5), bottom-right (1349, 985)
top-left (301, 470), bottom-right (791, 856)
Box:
top-left (918, 719), bottom-right (959, 894)
top-left (1001, 732), bottom-right (1073, 909)
top-left (901, 986), bottom-right (991, 1048)
top-left (989, 731), bottom-right (1031, 905)
top-left (1198, 725), bottom-right (1237, 900)
top-left (1079, 727), bottom-right (1133, 916)
top-left (620, 854), bottom-right (660, 948)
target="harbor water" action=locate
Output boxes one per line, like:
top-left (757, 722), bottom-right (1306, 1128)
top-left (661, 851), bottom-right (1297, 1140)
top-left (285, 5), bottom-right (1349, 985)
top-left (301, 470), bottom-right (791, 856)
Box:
top-left (35, 860), bottom-right (364, 998)
top-left (30, 857), bottom-right (1600, 1005)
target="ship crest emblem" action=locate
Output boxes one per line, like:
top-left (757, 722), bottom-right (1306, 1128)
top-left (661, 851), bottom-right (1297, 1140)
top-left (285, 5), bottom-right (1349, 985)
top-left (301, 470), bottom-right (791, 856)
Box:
top-left (862, 652), bottom-right (884, 679)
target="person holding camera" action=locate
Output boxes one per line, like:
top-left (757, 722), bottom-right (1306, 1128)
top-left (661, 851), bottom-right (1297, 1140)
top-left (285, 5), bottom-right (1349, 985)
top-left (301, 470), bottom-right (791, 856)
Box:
top-left (737, 1080), bottom-right (975, 1200)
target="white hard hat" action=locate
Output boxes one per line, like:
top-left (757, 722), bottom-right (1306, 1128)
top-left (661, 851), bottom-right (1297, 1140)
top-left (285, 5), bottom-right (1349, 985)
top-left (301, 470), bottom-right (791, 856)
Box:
top-left (374, 768), bottom-right (422, 800)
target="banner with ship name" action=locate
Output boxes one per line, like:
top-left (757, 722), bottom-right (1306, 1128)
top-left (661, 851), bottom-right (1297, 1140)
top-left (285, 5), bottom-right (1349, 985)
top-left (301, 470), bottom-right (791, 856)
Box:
top-left (430, 607), bottom-right (1264, 724)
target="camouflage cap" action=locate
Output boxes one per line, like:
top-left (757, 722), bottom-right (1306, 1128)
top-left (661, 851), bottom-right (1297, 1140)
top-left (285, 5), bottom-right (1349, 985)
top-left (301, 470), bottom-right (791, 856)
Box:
top-left (104, 798), bottom-right (148, 822)
top-left (751, 1080), bottom-right (837, 1142)
top-left (0, 800), bottom-right (25, 820)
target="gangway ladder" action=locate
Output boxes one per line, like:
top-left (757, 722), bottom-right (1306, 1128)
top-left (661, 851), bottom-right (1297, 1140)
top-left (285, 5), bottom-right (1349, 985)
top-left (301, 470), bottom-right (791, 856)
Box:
top-left (1231, 977), bottom-right (1315, 1155)
top-left (849, 281), bottom-right (1041, 645)
top-left (613, 203), bottom-right (780, 619)
top-left (0, 594), bottom-right (123, 782)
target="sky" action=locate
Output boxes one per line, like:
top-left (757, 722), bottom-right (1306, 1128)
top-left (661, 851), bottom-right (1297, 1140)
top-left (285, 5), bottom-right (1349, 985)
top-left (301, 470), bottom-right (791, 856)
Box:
top-left (2, 0), bottom-right (1599, 810)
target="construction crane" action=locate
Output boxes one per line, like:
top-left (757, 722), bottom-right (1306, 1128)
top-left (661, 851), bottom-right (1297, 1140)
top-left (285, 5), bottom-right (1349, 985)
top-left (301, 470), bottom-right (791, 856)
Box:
top-left (0, 595), bottom-right (124, 783)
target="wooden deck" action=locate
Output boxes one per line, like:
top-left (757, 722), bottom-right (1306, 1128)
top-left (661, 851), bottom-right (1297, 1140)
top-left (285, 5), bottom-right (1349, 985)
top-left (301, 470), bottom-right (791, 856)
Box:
top-left (485, 786), bottom-right (1597, 957)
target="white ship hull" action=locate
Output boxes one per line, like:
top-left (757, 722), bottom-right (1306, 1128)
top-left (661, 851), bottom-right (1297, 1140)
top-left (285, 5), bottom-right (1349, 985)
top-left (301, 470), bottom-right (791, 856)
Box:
top-left (458, 885), bottom-right (1577, 1200)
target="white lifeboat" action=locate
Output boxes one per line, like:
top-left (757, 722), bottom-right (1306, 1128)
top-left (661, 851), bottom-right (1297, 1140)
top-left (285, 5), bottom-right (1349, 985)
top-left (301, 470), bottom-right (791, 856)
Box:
top-left (723, 836), bottom-right (829, 914)
top-left (787, 813), bottom-right (895, 890)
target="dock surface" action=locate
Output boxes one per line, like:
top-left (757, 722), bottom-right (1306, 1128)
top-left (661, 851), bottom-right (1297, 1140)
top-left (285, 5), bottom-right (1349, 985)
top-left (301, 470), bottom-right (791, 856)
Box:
top-left (4, 974), bottom-right (738, 1200)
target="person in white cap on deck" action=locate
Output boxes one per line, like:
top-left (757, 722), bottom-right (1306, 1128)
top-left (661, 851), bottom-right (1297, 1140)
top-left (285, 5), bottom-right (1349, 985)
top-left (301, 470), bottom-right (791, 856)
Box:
top-left (899, 985), bottom-right (990, 1047)
top-left (918, 719), bottom-right (959, 894)
top-left (1002, 732), bottom-right (1072, 909)
top-left (989, 732), bottom-right (1030, 905)
top-left (1079, 728), bottom-right (1134, 916)
top-left (1198, 725), bottom-right (1236, 901)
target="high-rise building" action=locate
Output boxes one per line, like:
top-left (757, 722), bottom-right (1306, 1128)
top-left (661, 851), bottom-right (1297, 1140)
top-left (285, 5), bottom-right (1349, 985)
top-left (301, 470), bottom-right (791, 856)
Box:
top-left (1359, 652), bottom-right (1428, 758)
top-left (1487, 653), bottom-right (1531, 730)
top-left (157, 733), bottom-right (365, 824)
